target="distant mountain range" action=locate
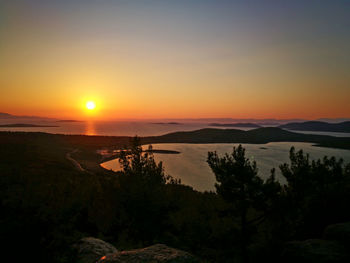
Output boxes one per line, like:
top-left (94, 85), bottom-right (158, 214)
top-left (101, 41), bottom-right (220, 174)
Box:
top-left (278, 121), bottom-right (350, 133)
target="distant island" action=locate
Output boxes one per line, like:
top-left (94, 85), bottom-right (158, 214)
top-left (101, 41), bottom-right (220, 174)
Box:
top-left (151, 122), bottom-right (182, 125)
top-left (209, 123), bottom-right (261, 128)
top-left (56, 120), bottom-right (82, 122)
top-left (279, 121), bottom-right (350, 133)
top-left (0, 123), bottom-right (59, 128)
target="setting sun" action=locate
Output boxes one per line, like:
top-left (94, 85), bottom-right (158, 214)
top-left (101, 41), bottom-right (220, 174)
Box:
top-left (86, 101), bottom-right (96, 110)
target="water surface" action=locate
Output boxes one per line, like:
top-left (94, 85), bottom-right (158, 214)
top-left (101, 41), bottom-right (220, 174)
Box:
top-left (101, 142), bottom-right (350, 192)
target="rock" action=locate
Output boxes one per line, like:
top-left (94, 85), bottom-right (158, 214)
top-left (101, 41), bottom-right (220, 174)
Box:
top-left (73, 237), bottom-right (118, 263)
top-left (97, 243), bottom-right (199, 263)
top-left (282, 239), bottom-right (347, 263)
top-left (324, 222), bottom-right (350, 245)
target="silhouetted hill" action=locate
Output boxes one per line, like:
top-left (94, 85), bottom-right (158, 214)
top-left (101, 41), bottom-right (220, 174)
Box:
top-left (279, 121), bottom-right (350, 133)
top-left (142, 127), bottom-right (350, 149)
top-left (209, 123), bottom-right (261, 128)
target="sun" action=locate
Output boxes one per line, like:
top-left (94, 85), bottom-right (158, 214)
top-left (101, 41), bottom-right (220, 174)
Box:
top-left (86, 101), bottom-right (96, 110)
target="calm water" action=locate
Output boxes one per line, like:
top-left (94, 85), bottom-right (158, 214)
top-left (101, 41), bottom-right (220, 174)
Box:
top-left (101, 142), bottom-right (350, 192)
top-left (0, 121), bottom-right (214, 136)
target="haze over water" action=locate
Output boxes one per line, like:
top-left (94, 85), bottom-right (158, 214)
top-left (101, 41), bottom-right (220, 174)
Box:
top-left (1, 120), bottom-right (350, 137)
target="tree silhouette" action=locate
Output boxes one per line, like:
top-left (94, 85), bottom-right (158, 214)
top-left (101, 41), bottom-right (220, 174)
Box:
top-left (207, 145), bottom-right (281, 263)
top-left (280, 147), bottom-right (350, 238)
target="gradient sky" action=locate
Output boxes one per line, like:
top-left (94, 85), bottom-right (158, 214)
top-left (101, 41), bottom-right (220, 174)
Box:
top-left (1, 0), bottom-right (349, 120)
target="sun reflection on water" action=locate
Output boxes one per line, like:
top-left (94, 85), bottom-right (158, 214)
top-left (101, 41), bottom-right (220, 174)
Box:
top-left (85, 121), bottom-right (96, 136)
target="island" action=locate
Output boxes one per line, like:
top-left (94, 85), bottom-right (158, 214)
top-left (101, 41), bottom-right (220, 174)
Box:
top-left (56, 120), bottom-right (82, 122)
top-left (279, 121), bottom-right (350, 133)
top-left (151, 122), bottom-right (182, 125)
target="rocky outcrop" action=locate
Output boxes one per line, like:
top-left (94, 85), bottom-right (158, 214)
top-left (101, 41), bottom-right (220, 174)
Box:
top-left (324, 222), bottom-right (350, 246)
top-left (283, 239), bottom-right (347, 263)
top-left (73, 237), bottom-right (118, 263)
top-left (97, 243), bottom-right (199, 263)
top-left (282, 222), bottom-right (350, 263)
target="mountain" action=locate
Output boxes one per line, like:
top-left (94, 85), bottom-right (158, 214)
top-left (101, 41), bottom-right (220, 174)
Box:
top-left (209, 123), bottom-right (261, 128)
top-left (279, 121), bottom-right (350, 133)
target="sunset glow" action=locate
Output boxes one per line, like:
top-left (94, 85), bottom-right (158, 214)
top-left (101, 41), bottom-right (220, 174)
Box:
top-left (1, 1), bottom-right (349, 120)
top-left (86, 101), bottom-right (96, 111)
top-left (1, 2), bottom-right (350, 261)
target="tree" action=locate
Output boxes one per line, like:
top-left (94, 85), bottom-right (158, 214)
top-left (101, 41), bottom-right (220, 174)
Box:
top-left (119, 137), bottom-right (166, 184)
top-left (280, 147), bottom-right (350, 238)
top-left (207, 145), bottom-right (281, 263)
top-left (115, 137), bottom-right (178, 245)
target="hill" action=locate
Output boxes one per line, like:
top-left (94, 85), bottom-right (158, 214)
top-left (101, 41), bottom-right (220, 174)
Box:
top-left (143, 127), bottom-right (350, 149)
top-left (279, 121), bottom-right (350, 133)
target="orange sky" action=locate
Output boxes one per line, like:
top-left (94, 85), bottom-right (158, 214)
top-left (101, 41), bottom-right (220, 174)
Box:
top-left (1, 1), bottom-right (349, 120)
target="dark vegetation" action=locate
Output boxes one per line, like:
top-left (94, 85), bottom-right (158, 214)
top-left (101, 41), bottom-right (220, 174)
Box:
top-left (278, 121), bottom-right (350, 133)
top-left (1, 130), bottom-right (350, 262)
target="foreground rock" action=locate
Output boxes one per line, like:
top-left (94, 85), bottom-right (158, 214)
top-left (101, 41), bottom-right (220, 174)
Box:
top-left (324, 222), bottom-right (350, 246)
top-left (282, 221), bottom-right (350, 263)
top-left (282, 239), bottom-right (347, 263)
top-left (73, 237), bottom-right (118, 263)
top-left (97, 244), bottom-right (199, 263)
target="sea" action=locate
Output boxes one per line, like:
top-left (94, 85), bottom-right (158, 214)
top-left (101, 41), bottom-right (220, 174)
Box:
top-left (1, 120), bottom-right (350, 192)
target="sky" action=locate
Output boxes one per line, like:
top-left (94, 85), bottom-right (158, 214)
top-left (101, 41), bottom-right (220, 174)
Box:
top-left (1, 0), bottom-right (349, 120)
